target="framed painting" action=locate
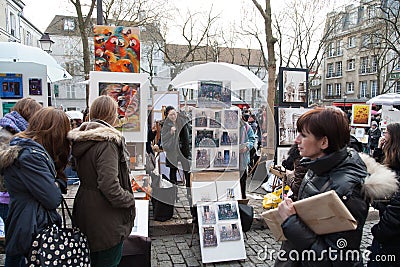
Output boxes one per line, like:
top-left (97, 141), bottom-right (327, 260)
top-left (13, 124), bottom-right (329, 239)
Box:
top-left (0, 73), bottom-right (23, 99)
top-left (277, 107), bottom-right (310, 146)
top-left (93, 25), bottom-right (140, 73)
top-left (351, 104), bottom-right (371, 127)
top-left (198, 80), bottom-right (231, 108)
top-left (29, 78), bottom-right (42, 95)
top-left (276, 146), bottom-right (291, 166)
top-left (278, 67), bottom-right (308, 107)
top-left (89, 71), bottom-right (148, 142)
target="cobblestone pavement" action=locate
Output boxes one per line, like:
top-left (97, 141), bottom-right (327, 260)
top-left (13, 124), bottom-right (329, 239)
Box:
top-left (0, 184), bottom-right (378, 266)
top-left (149, 220), bottom-right (377, 267)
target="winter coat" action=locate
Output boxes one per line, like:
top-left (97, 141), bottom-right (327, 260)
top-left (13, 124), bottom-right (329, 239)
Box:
top-left (0, 137), bottom-right (63, 256)
top-left (367, 127), bottom-right (381, 149)
top-left (368, 166), bottom-right (400, 264)
top-left (277, 148), bottom-right (398, 267)
top-left (161, 114), bottom-right (191, 170)
top-left (67, 120), bottom-right (135, 252)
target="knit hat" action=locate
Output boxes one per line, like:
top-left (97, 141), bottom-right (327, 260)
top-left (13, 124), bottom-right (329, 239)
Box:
top-left (371, 121), bottom-right (378, 126)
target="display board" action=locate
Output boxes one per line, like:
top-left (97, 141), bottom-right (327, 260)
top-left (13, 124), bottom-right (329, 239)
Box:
top-left (192, 107), bottom-right (240, 171)
top-left (197, 200), bottom-right (246, 263)
top-left (89, 71), bottom-right (148, 142)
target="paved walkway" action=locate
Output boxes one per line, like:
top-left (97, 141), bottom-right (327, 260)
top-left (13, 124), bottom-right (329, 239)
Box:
top-left (0, 183), bottom-right (378, 266)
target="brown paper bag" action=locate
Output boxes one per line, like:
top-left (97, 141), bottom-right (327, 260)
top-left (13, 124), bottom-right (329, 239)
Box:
top-left (261, 190), bottom-right (358, 241)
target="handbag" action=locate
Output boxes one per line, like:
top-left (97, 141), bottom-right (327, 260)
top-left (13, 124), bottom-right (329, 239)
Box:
top-left (27, 197), bottom-right (91, 266)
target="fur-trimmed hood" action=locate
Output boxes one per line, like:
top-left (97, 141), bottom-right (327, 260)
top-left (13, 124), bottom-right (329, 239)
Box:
top-left (68, 121), bottom-right (122, 144)
top-left (360, 153), bottom-right (399, 201)
top-left (67, 120), bottom-right (123, 159)
top-left (0, 143), bottom-right (21, 171)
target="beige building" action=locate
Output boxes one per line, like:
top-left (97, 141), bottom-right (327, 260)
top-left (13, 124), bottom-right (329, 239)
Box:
top-left (321, 0), bottom-right (399, 108)
top-left (0, 0), bottom-right (42, 45)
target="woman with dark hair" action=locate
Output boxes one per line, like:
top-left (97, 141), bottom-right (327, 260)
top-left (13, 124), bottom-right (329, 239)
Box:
top-left (275, 107), bottom-right (396, 266)
top-left (367, 123), bottom-right (400, 266)
top-left (161, 106), bottom-right (191, 187)
top-left (68, 95), bottom-right (135, 267)
top-left (0, 107), bottom-right (70, 266)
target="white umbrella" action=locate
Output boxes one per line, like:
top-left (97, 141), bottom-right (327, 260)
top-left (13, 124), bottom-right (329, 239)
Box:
top-left (169, 62), bottom-right (266, 91)
top-left (65, 110), bottom-right (83, 120)
top-left (0, 42), bottom-right (72, 83)
top-left (366, 93), bottom-right (400, 106)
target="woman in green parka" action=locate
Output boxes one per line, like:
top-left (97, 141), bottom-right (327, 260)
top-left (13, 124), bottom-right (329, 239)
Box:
top-left (68, 95), bottom-right (135, 267)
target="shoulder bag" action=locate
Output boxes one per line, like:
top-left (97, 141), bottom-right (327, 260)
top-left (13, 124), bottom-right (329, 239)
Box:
top-left (27, 197), bottom-right (91, 266)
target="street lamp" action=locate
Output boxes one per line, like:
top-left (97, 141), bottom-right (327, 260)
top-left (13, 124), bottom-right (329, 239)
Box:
top-left (39, 32), bottom-right (54, 53)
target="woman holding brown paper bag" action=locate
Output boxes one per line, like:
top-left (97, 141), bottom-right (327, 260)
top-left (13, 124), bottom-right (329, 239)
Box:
top-left (275, 108), bottom-right (397, 267)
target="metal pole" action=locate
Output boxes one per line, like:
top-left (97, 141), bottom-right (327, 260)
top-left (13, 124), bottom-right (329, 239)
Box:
top-left (97, 0), bottom-right (103, 25)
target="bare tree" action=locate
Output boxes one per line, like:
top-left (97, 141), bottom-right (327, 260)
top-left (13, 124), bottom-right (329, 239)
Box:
top-left (377, 0), bottom-right (400, 93)
top-left (69, 0), bottom-right (96, 108)
top-left (250, 0), bottom-right (277, 159)
top-left (379, 0), bottom-right (400, 57)
top-left (146, 8), bottom-right (220, 83)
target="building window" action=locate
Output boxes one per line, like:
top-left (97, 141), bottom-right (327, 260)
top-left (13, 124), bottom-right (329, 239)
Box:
top-left (64, 18), bottom-right (75, 31)
top-left (328, 42), bottom-right (335, 57)
top-left (360, 57), bottom-right (369, 73)
top-left (25, 31), bottom-right (33, 46)
top-left (371, 56), bottom-right (378, 72)
top-left (347, 59), bottom-right (355, 70)
top-left (348, 36), bottom-right (356, 48)
top-left (336, 61), bottom-right (343, 76)
top-left (327, 63), bottom-right (334, 77)
top-left (395, 57), bottom-right (400, 70)
top-left (311, 78), bottom-right (320, 86)
top-left (336, 40), bottom-right (343, 56)
top-left (54, 85), bottom-right (59, 98)
top-left (396, 81), bottom-right (400, 94)
top-left (335, 83), bottom-right (342, 96)
top-left (327, 84), bottom-right (333, 96)
top-left (362, 34), bottom-right (370, 48)
top-left (10, 13), bottom-right (16, 36)
top-left (370, 80), bottom-right (378, 97)
top-left (367, 5), bottom-right (377, 20)
top-left (360, 81), bottom-right (368, 97)
top-left (346, 82), bottom-right (354, 93)
top-left (66, 85), bottom-right (76, 99)
top-left (349, 11), bottom-right (358, 26)
top-left (239, 89), bottom-right (245, 100)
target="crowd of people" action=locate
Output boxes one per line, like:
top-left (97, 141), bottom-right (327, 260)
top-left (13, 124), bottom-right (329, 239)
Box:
top-left (0, 98), bottom-right (399, 266)
top-left (0, 96), bottom-right (135, 266)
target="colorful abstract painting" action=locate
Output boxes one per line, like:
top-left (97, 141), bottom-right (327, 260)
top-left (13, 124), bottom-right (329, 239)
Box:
top-left (99, 82), bottom-right (141, 131)
top-left (94, 25), bottom-right (140, 73)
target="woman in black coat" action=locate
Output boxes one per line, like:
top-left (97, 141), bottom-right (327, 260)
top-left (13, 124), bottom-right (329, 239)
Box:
top-left (161, 106), bottom-right (191, 187)
top-left (368, 123), bottom-right (400, 267)
top-left (276, 108), bottom-right (370, 266)
top-left (0, 108), bottom-right (70, 266)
